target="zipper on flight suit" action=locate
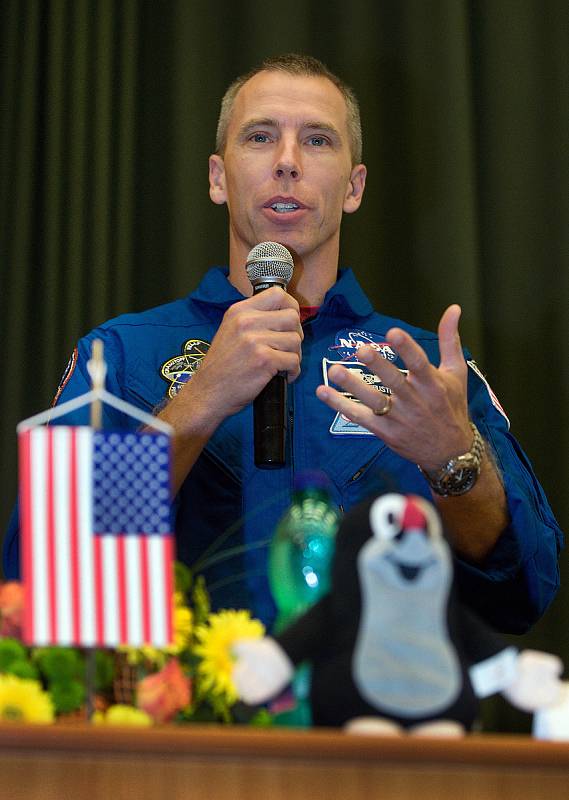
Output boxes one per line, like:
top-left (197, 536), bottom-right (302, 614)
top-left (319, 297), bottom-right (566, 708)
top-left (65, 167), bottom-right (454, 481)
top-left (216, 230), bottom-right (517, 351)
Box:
top-left (349, 457), bottom-right (376, 483)
top-left (339, 455), bottom-right (383, 513)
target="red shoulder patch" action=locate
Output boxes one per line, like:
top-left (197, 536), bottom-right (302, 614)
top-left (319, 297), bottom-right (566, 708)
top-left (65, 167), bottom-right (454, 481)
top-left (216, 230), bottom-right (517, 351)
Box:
top-left (51, 348), bottom-right (78, 407)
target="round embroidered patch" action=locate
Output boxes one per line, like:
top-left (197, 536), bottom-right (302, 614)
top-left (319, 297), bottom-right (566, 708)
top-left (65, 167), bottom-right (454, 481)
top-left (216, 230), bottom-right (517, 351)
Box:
top-left (160, 339), bottom-right (211, 398)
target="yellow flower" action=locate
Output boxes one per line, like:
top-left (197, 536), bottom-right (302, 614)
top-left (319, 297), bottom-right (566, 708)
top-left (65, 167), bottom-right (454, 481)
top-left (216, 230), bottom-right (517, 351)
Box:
top-left (92, 704), bottom-right (153, 727)
top-left (171, 603), bottom-right (193, 653)
top-left (0, 674), bottom-right (54, 724)
top-left (120, 645), bottom-right (161, 667)
top-left (193, 610), bottom-right (265, 705)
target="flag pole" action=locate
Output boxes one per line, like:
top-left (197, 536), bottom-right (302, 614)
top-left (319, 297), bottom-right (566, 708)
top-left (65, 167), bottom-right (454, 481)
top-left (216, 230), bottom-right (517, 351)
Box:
top-left (85, 339), bottom-right (105, 720)
top-left (89, 339), bottom-right (105, 429)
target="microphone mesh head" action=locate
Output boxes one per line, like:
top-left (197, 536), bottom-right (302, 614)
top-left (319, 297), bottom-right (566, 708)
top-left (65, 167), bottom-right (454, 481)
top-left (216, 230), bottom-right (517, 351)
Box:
top-left (246, 241), bottom-right (294, 285)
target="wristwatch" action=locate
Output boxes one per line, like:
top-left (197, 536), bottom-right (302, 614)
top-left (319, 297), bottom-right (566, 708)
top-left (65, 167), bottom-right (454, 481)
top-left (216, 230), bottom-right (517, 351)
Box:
top-left (419, 422), bottom-right (485, 497)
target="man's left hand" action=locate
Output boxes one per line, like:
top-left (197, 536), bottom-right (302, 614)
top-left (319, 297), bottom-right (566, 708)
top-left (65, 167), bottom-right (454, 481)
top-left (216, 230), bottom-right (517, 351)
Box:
top-left (316, 305), bottom-right (473, 470)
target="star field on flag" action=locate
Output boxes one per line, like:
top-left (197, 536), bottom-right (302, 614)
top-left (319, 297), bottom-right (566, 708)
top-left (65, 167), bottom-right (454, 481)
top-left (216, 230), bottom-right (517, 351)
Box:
top-left (93, 432), bottom-right (171, 535)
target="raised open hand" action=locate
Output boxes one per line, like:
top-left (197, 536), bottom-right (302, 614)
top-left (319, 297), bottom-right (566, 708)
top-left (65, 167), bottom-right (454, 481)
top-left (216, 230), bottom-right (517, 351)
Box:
top-left (316, 305), bottom-right (473, 470)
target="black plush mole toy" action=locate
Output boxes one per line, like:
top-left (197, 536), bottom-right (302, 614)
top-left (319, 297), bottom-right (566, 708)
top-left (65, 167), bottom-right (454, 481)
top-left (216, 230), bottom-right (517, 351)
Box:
top-left (233, 494), bottom-right (564, 734)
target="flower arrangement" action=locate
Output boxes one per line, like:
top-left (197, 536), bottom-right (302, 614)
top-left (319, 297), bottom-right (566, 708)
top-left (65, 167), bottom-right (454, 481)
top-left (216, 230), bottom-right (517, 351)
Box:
top-left (0, 565), bottom-right (271, 727)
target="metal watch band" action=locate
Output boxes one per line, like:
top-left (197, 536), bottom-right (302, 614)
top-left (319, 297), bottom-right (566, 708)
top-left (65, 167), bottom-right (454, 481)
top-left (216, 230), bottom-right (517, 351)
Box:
top-left (419, 422), bottom-right (485, 497)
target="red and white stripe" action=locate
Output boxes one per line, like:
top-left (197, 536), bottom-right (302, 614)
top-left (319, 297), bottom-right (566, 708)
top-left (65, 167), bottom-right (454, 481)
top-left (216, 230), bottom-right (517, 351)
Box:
top-left (19, 426), bottom-right (173, 648)
top-left (467, 360), bottom-right (510, 428)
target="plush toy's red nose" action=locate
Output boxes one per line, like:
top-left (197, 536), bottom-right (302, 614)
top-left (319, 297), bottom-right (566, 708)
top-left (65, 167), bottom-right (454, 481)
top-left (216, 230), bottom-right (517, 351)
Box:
top-left (401, 498), bottom-right (427, 532)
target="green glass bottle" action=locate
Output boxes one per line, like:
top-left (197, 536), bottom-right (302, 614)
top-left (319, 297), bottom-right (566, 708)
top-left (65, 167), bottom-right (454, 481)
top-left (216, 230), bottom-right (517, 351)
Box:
top-left (268, 472), bottom-right (341, 727)
top-left (270, 471), bottom-right (341, 630)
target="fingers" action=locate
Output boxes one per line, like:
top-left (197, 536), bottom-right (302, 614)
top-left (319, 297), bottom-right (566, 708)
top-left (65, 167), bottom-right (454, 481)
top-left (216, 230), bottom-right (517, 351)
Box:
top-left (438, 304), bottom-right (465, 370)
top-left (278, 351), bottom-right (302, 381)
top-left (316, 304), bottom-right (471, 469)
top-left (226, 293), bottom-right (303, 338)
top-left (356, 303), bottom-right (465, 391)
top-left (240, 308), bottom-right (303, 336)
top-left (326, 362), bottom-right (398, 409)
top-left (247, 286), bottom-right (300, 313)
top-left (383, 329), bottom-right (432, 380)
top-left (357, 348), bottom-right (411, 397)
top-left (267, 336), bottom-right (302, 380)
top-left (316, 383), bottom-right (381, 429)
top-left (268, 308), bottom-right (304, 336)
top-left (264, 331), bottom-right (303, 353)
top-left (217, 290), bottom-right (303, 384)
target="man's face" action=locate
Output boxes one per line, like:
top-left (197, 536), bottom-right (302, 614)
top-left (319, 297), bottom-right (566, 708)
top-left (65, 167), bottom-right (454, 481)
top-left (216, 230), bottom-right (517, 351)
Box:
top-left (209, 70), bottom-right (366, 269)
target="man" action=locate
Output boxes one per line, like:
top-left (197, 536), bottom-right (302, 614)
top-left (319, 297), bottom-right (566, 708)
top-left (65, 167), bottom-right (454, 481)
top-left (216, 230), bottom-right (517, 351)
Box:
top-left (3, 55), bottom-right (562, 633)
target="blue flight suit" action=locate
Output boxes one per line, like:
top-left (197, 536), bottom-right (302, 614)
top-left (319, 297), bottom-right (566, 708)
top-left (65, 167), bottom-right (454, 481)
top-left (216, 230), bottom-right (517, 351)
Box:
top-left (3, 268), bottom-right (563, 633)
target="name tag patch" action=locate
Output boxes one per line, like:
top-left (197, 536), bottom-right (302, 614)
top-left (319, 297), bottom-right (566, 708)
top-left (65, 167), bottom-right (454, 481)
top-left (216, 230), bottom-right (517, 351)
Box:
top-left (322, 358), bottom-right (407, 436)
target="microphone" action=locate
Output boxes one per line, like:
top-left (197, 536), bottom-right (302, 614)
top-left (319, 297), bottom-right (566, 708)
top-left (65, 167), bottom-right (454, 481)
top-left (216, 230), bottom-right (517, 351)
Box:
top-left (246, 242), bottom-right (294, 468)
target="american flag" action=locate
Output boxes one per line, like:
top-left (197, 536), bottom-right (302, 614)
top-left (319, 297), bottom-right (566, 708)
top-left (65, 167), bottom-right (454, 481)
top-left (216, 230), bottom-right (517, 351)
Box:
top-left (19, 427), bottom-right (174, 648)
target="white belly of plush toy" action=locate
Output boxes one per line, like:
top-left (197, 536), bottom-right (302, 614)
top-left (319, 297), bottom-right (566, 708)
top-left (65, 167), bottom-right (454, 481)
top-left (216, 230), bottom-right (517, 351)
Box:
top-left (353, 529), bottom-right (460, 717)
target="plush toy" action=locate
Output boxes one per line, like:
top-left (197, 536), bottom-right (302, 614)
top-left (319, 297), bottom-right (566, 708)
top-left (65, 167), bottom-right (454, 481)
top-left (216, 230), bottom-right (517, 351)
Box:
top-left (233, 493), bottom-right (566, 735)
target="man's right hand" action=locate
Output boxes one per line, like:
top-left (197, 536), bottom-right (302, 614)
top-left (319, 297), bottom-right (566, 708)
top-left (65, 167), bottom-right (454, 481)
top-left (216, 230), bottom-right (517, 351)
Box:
top-left (158, 287), bottom-right (302, 492)
top-left (186, 285), bottom-right (302, 427)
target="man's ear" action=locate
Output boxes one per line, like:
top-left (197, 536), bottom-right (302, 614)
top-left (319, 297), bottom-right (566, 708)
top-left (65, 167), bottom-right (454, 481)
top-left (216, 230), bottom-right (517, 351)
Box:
top-left (209, 154), bottom-right (227, 205)
top-left (343, 163), bottom-right (367, 214)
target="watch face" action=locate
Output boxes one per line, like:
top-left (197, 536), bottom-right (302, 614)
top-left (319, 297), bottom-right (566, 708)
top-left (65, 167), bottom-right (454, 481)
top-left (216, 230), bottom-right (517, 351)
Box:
top-left (423, 455), bottom-right (482, 497)
top-left (438, 464), bottom-right (479, 496)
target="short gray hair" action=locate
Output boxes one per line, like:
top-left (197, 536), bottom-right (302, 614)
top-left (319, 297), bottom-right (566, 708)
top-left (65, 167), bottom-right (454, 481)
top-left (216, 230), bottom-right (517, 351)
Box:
top-left (216, 54), bottom-right (363, 165)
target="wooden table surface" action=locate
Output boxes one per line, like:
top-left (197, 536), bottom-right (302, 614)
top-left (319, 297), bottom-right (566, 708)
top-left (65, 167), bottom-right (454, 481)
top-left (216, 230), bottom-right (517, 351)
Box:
top-left (2, 722), bottom-right (569, 800)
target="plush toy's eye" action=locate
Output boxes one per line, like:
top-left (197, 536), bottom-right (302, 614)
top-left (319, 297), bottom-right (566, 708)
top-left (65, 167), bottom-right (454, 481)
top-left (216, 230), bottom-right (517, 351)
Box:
top-left (369, 494), bottom-right (407, 541)
top-left (370, 493), bottom-right (443, 542)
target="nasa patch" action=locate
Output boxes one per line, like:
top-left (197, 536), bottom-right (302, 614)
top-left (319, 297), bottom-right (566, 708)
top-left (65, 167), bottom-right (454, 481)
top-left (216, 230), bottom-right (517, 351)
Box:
top-left (328, 329), bottom-right (397, 362)
top-left (161, 339), bottom-right (211, 399)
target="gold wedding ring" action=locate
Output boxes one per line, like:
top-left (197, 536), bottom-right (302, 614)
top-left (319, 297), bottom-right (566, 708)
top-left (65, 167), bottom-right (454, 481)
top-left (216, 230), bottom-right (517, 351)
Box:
top-left (373, 394), bottom-right (392, 416)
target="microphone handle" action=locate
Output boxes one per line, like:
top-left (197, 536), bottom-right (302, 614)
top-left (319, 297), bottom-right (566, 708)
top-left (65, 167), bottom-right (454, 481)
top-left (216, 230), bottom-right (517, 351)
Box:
top-left (251, 280), bottom-right (287, 469)
top-left (253, 373), bottom-right (287, 468)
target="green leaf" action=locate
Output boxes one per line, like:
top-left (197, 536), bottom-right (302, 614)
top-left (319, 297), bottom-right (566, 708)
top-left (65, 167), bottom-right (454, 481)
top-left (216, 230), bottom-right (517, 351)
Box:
top-left (207, 692), bottom-right (233, 723)
top-left (249, 708), bottom-right (273, 727)
top-left (34, 647), bottom-right (84, 682)
top-left (94, 650), bottom-right (115, 692)
top-left (0, 638), bottom-right (28, 671)
top-left (6, 660), bottom-right (39, 681)
top-left (231, 702), bottom-right (273, 727)
top-left (49, 679), bottom-right (86, 714)
top-left (191, 575), bottom-right (211, 627)
top-left (174, 561), bottom-right (193, 595)
top-left (178, 703), bottom-right (218, 723)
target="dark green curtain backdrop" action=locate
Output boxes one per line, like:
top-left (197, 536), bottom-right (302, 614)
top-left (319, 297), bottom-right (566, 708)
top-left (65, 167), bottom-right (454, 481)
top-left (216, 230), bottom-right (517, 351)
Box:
top-left (1, 1), bottom-right (568, 731)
